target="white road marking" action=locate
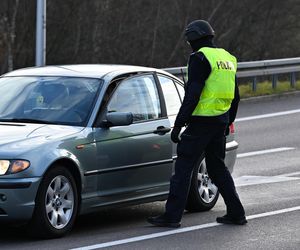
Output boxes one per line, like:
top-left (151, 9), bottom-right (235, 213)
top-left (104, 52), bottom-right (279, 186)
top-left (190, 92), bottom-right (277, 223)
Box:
top-left (235, 175), bottom-right (300, 187)
top-left (235, 148), bottom-right (299, 186)
top-left (69, 206), bottom-right (300, 250)
top-left (70, 146), bottom-right (298, 250)
top-left (236, 109), bottom-right (300, 122)
top-left (237, 147), bottom-right (295, 158)
top-left (276, 171), bottom-right (300, 177)
top-left (246, 206), bottom-right (300, 220)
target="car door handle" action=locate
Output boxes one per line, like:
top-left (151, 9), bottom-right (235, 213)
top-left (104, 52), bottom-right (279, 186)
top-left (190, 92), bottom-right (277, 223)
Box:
top-left (153, 126), bottom-right (171, 135)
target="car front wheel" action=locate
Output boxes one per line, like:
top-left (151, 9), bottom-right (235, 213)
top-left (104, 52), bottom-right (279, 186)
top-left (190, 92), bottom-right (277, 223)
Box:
top-left (29, 165), bottom-right (78, 238)
top-left (185, 158), bottom-right (219, 212)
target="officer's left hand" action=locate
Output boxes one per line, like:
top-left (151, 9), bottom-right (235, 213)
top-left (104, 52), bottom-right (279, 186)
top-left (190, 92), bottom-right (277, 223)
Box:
top-left (171, 126), bottom-right (181, 143)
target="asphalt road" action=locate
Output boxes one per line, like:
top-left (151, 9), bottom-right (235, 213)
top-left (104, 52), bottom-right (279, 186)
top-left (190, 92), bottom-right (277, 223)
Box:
top-left (1, 93), bottom-right (300, 250)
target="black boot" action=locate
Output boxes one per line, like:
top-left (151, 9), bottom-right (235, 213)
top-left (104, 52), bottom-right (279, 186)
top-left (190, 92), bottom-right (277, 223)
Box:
top-left (147, 214), bottom-right (181, 228)
top-left (216, 215), bottom-right (247, 225)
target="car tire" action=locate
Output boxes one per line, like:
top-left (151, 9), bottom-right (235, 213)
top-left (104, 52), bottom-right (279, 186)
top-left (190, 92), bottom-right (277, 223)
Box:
top-left (185, 158), bottom-right (219, 212)
top-left (28, 165), bottom-right (79, 239)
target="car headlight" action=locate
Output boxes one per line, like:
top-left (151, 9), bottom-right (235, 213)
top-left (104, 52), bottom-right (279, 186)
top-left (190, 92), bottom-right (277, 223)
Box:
top-left (0, 160), bottom-right (30, 175)
top-left (0, 160), bottom-right (10, 175)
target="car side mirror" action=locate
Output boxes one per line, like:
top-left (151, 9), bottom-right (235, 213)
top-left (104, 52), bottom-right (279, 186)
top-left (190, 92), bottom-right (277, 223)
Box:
top-left (101, 112), bottom-right (133, 127)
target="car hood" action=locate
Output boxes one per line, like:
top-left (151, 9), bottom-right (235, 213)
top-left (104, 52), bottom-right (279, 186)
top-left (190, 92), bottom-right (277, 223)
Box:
top-left (0, 122), bottom-right (83, 150)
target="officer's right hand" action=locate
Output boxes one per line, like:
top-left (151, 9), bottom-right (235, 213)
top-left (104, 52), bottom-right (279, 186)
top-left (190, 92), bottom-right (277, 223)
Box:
top-left (171, 126), bottom-right (181, 143)
top-left (225, 124), bottom-right (231, 136)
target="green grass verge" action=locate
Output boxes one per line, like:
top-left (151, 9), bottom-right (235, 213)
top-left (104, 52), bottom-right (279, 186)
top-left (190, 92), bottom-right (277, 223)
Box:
top-left (239, 80), bottom-right (300, 98)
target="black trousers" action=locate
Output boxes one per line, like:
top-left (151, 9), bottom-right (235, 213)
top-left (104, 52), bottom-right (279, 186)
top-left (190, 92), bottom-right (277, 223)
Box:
top-left (165, 123), bottom-right (245, 222)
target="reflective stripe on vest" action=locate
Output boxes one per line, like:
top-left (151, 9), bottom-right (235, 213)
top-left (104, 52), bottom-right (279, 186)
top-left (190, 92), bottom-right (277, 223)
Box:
top-left (192, 47), bottom-right (237, 117)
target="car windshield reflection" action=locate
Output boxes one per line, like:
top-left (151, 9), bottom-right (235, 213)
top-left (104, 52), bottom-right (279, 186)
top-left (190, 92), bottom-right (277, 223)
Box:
top-left (0, 76), bottom-right (102, 126)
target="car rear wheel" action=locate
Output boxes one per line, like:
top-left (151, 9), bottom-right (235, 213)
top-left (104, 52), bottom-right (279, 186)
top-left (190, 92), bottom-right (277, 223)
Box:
top-left (185, 158), bottom-right (219, 212)
top-left (28, 165), bottom-right (78, 238)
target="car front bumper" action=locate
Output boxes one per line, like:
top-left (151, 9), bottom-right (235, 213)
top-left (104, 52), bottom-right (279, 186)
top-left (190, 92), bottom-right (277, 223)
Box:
top-left (0, 177), bottom-right (41, 222)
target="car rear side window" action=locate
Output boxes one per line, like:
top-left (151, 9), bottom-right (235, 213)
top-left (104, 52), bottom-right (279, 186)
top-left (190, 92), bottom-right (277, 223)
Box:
top-left (158, 76), bottom-right (181, 116)
top-left (107, 75), bottom-right (161, 122)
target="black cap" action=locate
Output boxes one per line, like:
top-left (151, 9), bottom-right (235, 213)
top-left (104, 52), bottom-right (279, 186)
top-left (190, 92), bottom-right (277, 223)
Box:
top-left (185, 20), bottom-right (215, 42)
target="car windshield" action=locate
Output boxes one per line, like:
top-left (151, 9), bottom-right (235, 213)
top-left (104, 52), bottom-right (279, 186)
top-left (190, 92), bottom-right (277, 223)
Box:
top-left (0, 76), bottom-right (102, 126)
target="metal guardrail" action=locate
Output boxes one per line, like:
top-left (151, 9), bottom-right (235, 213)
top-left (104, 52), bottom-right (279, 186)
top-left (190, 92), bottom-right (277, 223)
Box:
top-left (164, 57), bottom-right (300, 91)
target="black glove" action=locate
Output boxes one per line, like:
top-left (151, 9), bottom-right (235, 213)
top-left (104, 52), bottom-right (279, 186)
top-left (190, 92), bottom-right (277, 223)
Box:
top-left (171, 126), bottom-right (181, 143)
top-left (225, 126), bottom-right (230, 136)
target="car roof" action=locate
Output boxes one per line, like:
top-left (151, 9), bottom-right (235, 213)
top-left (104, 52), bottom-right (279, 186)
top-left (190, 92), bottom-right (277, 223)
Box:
top-left (2, 64), bottom-right (178, 81)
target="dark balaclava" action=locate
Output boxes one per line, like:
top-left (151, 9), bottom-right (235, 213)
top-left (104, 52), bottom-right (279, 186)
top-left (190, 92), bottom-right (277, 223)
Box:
top-left (189, 36), bottom-right (215, 52)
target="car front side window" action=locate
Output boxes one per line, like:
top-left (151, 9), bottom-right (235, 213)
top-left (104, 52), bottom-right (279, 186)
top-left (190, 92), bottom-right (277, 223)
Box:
top-left (107, 75), bottom-right (161, 122)
top-left (158, 75), bottom-right (182, 116)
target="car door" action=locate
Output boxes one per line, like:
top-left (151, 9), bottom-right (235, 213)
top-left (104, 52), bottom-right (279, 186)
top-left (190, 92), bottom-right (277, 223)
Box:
top-left (93, 74), bottom-right (173, 201)
top-left (157, 74), bottom-right (184, 173)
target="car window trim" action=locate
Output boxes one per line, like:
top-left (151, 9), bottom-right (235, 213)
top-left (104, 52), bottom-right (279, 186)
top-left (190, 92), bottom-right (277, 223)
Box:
top-left (153, 73), bottom-right (168, 118)
top-left (94, 72), bottom-right (165, 127)
top-left (173, 79), bottom-right (185, 103)
top-left (156, 73), bottom-right (184, 110)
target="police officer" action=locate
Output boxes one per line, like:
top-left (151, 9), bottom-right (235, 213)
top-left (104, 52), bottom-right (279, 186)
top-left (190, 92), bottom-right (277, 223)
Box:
top-left (148, 20), bottom-right (247, 227)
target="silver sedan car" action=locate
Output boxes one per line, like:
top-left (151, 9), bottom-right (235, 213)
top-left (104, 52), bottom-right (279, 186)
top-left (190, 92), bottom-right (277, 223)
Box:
top-left (0, 65), bottom-right (238, 238)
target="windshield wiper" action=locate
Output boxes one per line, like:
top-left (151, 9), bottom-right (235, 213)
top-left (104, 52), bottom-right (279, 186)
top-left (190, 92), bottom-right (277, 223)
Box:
top-left (0, 118), bottom-right (56, 124)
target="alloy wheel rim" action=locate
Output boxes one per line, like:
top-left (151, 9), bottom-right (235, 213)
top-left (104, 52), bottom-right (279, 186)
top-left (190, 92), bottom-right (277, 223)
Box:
top-left (197, 160), bottom-right (218, 204)
top-left (45, 175), bottom-right (74, 229)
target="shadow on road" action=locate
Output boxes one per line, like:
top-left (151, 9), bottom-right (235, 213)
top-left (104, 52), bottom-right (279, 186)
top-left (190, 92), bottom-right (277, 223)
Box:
top-left (0, 202), bottom-right (165, 242)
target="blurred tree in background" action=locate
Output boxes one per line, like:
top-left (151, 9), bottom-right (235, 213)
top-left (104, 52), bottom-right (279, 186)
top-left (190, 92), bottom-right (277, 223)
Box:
top-left (0, 0), bottom-right (299, 73)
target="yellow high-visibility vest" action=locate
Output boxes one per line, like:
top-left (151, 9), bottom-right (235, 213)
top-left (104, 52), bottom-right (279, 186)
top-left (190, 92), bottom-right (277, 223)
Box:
top-left (192, 47), bottom-right (237, 116)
